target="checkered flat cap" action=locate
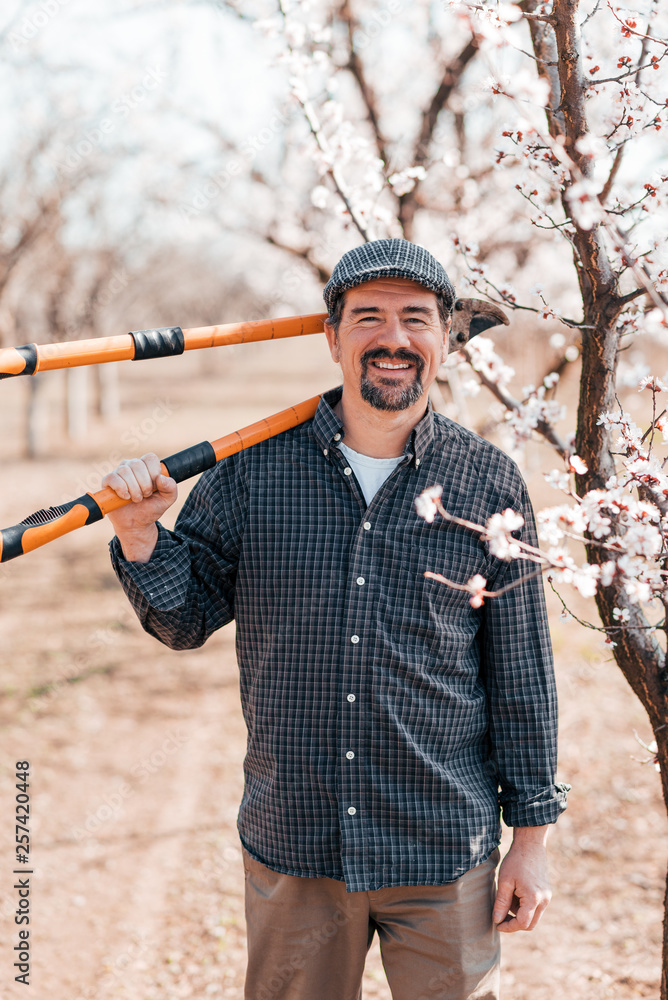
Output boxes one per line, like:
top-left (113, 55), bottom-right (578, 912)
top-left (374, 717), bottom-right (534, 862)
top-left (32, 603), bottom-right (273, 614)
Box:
top-left (323, 239), bottom-right (456, 312)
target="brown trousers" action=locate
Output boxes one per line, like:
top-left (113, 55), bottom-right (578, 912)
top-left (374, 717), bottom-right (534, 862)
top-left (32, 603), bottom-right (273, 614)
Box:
top-left (242, 848), bottom-right (500, 1000)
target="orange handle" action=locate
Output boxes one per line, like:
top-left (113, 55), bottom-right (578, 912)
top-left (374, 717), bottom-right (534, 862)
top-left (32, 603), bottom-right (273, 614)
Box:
top-left (183, 313), bottom-right (327, 351)
top-left (0, 313), bottom-right (327, 378)
top-left (0, 394), bottom-right (322, 561)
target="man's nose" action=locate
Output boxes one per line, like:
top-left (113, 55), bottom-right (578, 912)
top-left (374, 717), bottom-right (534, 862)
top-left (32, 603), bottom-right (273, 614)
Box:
top-left (375, 316), bottom-right (411, 351)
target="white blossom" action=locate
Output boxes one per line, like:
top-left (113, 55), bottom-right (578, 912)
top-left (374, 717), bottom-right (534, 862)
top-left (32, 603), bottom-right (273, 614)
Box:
top-left (544, 470), bottom-right (570, 492)
top-left (467, 574), bottom-right (487, 609)
top-left (575, 134), bottom-right (610, 161)
top-left (568, 455), bottom-right (588, 475)
top-left (572, 564), bottom-right (600, 598)
top-left (415, 486), bottom-right (443, 523)
top-left (642, 310), bottom-right (668, 338)
top-left (388, 167), bottom-right (427, 197)
top-left (466, 337), bottom-right (515, 389)
top-left (639, 375), bottom-right (668, 393)
top-left (625, 579), bottom-right (652, 604)
top-left (623, 523), bottom-right (662, 558)
top-left (310, 185), bottom-right (329, 208)
top-left (485, 509), bottom-right (524, 559)
top-left (566, 178), bottom-right (605, 230)
top-left (459, 376), bottom-right (482, 398)
top-left (504, 387), bottom-right (565, 450)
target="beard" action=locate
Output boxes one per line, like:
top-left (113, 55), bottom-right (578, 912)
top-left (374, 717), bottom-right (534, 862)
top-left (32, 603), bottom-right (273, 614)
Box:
top-left (360, 348), bottom-right (425, 411)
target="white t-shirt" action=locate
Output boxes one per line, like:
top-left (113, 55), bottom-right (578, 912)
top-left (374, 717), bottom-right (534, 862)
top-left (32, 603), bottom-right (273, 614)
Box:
top-left (338, 441), bottom-right (403, 506)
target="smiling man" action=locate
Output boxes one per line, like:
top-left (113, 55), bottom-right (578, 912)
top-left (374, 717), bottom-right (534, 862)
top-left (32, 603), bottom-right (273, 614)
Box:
top-left (103, 239), bottom-right (567, 1000)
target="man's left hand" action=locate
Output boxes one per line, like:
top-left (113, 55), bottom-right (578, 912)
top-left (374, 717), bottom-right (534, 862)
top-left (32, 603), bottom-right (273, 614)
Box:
top-left (492, 825), bottom-right (551, 933)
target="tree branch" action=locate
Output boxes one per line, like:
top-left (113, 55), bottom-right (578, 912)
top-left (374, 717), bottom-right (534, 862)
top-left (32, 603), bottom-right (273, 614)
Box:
top-left (339, 0), bottom-right (391, 171)
top-left (519, 0), bottom-right (566, 137)
top-left (397, 35), bottom-right (480, 239)
top-left (600, 146), bottom-right (624, 204)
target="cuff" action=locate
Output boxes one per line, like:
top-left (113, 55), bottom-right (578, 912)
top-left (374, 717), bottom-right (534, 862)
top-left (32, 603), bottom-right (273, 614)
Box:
top-left (500, 782), bottom-right (570, 828)
top-left (109, 524), bottom-right (194, 612)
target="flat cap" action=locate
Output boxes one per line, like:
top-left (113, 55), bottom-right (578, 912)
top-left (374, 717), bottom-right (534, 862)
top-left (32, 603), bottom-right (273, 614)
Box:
top-left (323, 238), bottom-right (456, 313)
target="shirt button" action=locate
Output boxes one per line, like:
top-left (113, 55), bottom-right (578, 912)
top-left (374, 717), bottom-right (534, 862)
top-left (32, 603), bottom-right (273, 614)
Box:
top-left (415, 458), bottom-right (421, 467)
top-left (351, 634), bottom-right (360, 644)
top-left (346, 750), bottom-right (355, 760)
top-left (347, 694), bottom-right (356, 702)
top-left (363, 521), bottom-right (371, 530)
top-left (356, 577), bottom-right (365, 586)
top-left (344, 467), bottom-right (352, 476)
top-left (347, 806), bottom-right (357, 815)
top-left (334, 433), bottom-right (342, 441)
top-left (323, 448), bottom-right (328, 456)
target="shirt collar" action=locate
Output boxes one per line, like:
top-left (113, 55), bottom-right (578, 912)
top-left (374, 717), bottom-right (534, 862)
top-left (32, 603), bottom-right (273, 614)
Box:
top-left (313, 386), bottom-right (436, 465)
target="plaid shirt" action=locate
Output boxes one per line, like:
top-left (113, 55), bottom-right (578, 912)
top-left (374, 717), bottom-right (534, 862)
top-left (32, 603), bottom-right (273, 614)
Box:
top-left (111, 387), bottom-right (568, 892)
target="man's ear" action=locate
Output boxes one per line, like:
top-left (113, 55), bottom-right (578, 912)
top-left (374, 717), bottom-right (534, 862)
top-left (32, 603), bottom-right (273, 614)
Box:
top-left (448, 299), bottom-right (509, 353)
top-left (324, 321), bottom-right (340, 363)
top-left (440, 319), bottom-right (451, 364)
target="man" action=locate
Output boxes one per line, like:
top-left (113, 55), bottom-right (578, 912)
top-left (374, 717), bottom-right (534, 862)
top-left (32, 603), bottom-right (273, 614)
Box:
top-left (103, 239), bottom-right (568, 1000)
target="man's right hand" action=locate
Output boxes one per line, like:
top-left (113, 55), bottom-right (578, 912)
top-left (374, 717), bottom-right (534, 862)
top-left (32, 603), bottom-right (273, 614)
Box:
top-left (102, 453), bottom-right (178, 563)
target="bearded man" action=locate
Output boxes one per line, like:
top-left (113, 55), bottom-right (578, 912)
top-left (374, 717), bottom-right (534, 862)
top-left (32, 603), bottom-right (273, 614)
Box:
top-left (103, 239), bottom-right (568, 1000)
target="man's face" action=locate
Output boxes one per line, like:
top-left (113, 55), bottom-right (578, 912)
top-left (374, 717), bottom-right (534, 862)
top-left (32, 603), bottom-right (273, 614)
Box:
top-left (324, 278), bottom-right (449, 412)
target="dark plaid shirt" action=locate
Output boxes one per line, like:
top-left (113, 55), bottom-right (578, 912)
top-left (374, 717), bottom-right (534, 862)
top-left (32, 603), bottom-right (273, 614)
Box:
top-left (111, 387), bottom-right (568, 892)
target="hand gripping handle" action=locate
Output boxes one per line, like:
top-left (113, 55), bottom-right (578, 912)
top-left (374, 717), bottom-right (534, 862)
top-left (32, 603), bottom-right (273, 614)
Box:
top-left (0, 394), bottom-right (321, 562)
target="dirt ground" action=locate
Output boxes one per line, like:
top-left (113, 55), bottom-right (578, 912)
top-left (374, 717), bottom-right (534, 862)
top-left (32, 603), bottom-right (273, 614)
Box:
top-left (0, 331), bottom-right (666, 999)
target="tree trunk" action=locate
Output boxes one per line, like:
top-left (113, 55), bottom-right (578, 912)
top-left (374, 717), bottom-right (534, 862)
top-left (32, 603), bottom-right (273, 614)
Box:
top-left (664, 863), bottom-right (668, 1000)
top-left (95, 364), bottom-right (120, 423)
top-left (26, 375), bottom-right (47, 460)
top-left (577, 308), bottom-right (668, 995)
top-left (66, 366), bottom-right (89, 440)
top-left (536, 1), bottom-right (668, 989)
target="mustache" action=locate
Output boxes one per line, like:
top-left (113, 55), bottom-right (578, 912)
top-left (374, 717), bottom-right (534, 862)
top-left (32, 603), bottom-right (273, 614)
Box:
top-left (361, 348), bottom-right (424, 369)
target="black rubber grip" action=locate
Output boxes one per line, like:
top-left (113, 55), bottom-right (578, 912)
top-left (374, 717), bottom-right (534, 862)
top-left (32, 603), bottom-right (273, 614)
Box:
top-left (0, 344), bottom-right (38, 379)
top-left (162, 441), bottom-right (217, 483)
top-left (1, 494), bottom-right (103, 562)
top-left (1, 525), bottom-right (29, 562)
top-left (130, 326), bottom-right (185, 361)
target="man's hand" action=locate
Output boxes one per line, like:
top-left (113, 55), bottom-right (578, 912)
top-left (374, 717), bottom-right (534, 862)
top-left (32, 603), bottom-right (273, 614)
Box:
top-left (102, 453), bottom-right (178, 563)
top-left (493, 825), bottom-right (551, 933)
